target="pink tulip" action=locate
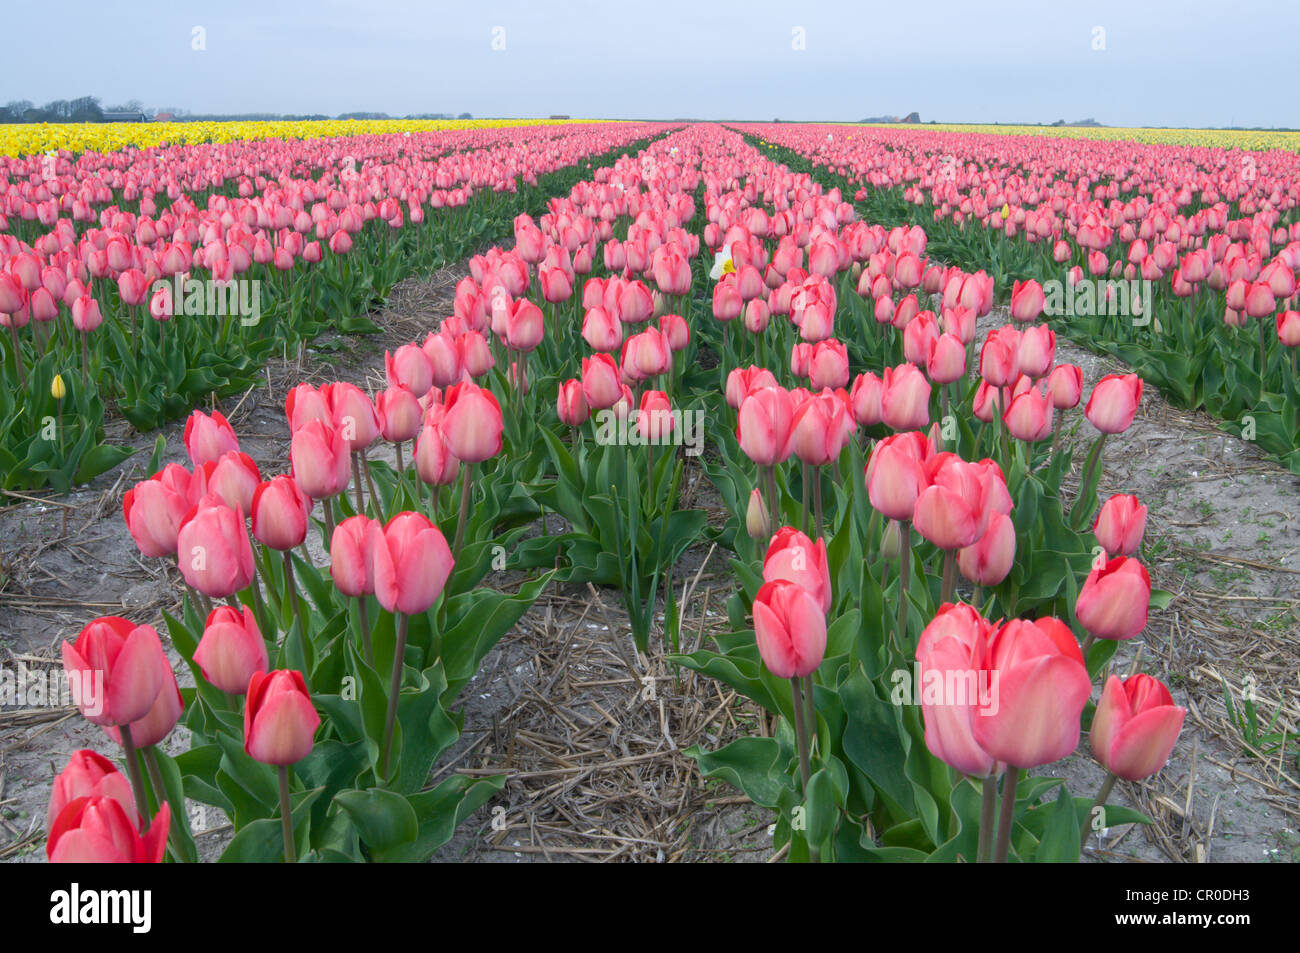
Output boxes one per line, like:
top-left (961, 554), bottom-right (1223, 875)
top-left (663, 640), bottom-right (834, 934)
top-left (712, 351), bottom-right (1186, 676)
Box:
top-left (1091, 674), bottom-right (1185, 781)
top-left (865, 431), bottom-right (934, 522)
top-left (1085, 373), bottom-right (1143, 434)
top-left (752, 580), bottom-right (827, 679)
top-left (762, 527), bottom-right (832, 613)
top-left (957, 511), bottom-right (1016, 586)
top-left (915, 603), bottom-right (998, 777)
top-left (442, 381), bottom-right (503, 463)
top-left (372, 512), bottom-right (454, 615)
top-left (244, 670), bottom-right (320, 766)
top-left (1092, 494), bottom-right (1147, 556)
top-left (183, 409), bottom-right (239, 467)
top-left (60, 617), bottom-right (167, 728)
top-left (195, 605), bottom-right (268, 695)
top-left (176, 498), bottom-right (256, 599)
top-left (972, 617), bottom-right (1091, 768)
top-left (1075, 555), bottom-right (1151, 640)
top-left (290, 419), bottom-right (351, 500)
top-left (737, 386), bottom-right (794, 467)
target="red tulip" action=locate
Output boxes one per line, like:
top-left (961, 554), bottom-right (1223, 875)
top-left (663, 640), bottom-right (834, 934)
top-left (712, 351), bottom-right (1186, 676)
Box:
top-left (47, 796), bottom-right (169, 864)
top-left (244, 670), bottom-right (320, 766)
top-left (372, 512), bottom-right (454, 615)
top-left (1075, 555), bottom-right (1151, 640)
top-left (1091, 674), bottom-right (1185, 781)
top-left (752, 580), bottom-right (827, 679)
top-left (47, 751), bottom-right (137, 834)
top-left (808, 339), bottom-right (849, 391)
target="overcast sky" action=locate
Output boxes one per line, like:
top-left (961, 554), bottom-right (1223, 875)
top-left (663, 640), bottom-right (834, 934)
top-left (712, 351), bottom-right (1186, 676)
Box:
top-left (6, 0), bottom-right (1296, 128)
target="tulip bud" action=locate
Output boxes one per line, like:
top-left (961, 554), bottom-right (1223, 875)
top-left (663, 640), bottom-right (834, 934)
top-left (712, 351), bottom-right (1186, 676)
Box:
top-left (746, 488), bottom-right (771, 542)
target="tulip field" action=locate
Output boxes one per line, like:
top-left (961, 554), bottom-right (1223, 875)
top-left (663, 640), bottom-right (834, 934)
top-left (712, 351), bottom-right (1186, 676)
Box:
top-left (1, 115), bottom-right (1298, 868)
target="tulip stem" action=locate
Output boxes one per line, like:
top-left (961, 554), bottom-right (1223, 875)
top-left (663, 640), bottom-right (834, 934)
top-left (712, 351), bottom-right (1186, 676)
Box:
top-left (812, 469), bottom-right (824, 542)
top-left (789, 675), bottom-right (819, 862)
top-left (118, 724), bottom-right (150, 824)
top-left (894, 522), bottom-right (911, 651)
top-left (977, 774), bottom-right (997, 863)
top-left (278, 764), bottom-right (296, 863)
top-left (993, 767), bottom-right (1019, 863)
top-left (941, 550), bottom-right (956, 605)
top-left (1072, 433), bottom-right (1108, 528)
top-left (143, 747), bottom-right (185, 862)
top-left (282, 550), bottom-right (310, 670)
top-left (362, 450), bottom-right (381, 515)
top-left (1081, 772), bottom-right (1119, 850)
top-left (801, 462), bottom-right (811, 535)
top-left (7, 321), bottom-right (25, 388)
top-left (357, 596), bottom-right (373, 666)
top-left (452, 463), bottom-right (475, 563)
top-left (351, 452), bottom-right (365, 515)
top-left (763, 467), bottom-right (780, 546)
top-left (380, 613), bottom-right (410, 782)
top-left (973, 584), bottom-right (984, 614)
top-left (322, 497), bottom-right (336, 548)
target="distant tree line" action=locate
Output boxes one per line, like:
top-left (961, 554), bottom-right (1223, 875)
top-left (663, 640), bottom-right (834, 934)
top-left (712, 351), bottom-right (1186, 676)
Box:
top-left (1, 98), bottom-right (475, 124)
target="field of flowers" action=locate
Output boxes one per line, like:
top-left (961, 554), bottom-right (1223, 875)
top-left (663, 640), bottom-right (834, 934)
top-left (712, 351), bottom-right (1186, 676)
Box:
top-left (1, 117), bottom-right (1295, 865)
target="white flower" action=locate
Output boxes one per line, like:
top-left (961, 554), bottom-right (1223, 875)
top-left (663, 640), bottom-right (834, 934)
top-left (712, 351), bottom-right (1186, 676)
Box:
top-left (709, 244), bottom-right (735, 281)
